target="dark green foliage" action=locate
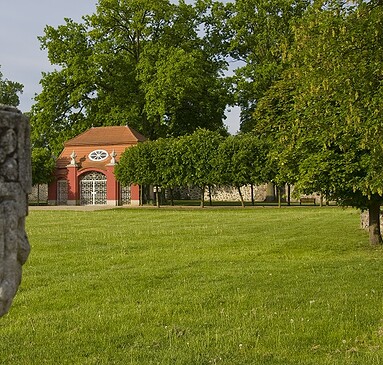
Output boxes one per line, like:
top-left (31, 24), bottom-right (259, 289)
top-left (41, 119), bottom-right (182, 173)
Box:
top-left (215, 133), bottom-right (272, 206)
top-left (115, 129), bottom-right (273, 207)
top-left (227, 0), bottom-right (309, 132)
top-left (216, 133), bottom-right (271, 186)
top-left (0, 67), bottom-right (23, 107)
top-left (180, 129), bottom-right (224, 189)
top-left (31, 147), bottom-right (55, 185)
top-left (252, 0), bottom-right (383, 244)
top-left (115, 141), bottom-right (156, 187)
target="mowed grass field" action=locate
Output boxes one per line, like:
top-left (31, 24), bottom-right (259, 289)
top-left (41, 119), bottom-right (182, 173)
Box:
top-left (1, 207), bottom-right (383, 364)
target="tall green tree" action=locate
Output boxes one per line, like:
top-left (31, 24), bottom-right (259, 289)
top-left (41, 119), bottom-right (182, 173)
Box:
top-left (255, 0), bottom-right (383, 245)
top-left (151, 137), bottom-right (187, 205)
top-left (116, 129), bottom-right (224, 207)
top-left (31, 0), bottom-right (229, 155)
top-left (115, 138), bottom-right (182, 207)
top-left (31, 147), bottom-right (55, 204)
top-left (0, 67), bottom-right (23, 107)
top-left (115, 141), bottom-right (156, 188)
top-left (180, 128), bottom-right (224, 207)
top-left (215, 133), bottom-right (271, 207)
top-left (227, 0), bottom-right (309, 132)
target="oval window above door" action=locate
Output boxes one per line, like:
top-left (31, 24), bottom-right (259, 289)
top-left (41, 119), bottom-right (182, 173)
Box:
top-left (88, 149), bottom-right (108, 161)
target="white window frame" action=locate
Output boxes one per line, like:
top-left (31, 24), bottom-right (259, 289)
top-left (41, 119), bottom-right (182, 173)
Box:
top-left (88, 149), bottom-right (109, 162)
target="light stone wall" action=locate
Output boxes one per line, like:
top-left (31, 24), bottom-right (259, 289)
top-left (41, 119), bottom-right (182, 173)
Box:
top-left (360, 210), bottom-right (383, 231)
top-left (173, 184), bottom-right (319, 203)
top-left (207, 186), bottom-right (324, 204)
top-left (29, 184), bottom-right (48, 204)
top-left (205, 184), bottom-right (269, 202)
top-left (0, 105), bottom-right (31, 317)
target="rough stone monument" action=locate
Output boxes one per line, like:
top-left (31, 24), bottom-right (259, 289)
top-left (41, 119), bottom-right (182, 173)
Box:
top-left (0, 105), bottom-right (31, 317)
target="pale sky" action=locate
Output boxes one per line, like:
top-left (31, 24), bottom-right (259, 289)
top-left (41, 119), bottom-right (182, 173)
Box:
top-left (0, 0), bottom-right (240, 134)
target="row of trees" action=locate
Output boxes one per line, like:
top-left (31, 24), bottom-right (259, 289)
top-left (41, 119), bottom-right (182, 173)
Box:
top-left (115, 129), bottom-right (272, 207)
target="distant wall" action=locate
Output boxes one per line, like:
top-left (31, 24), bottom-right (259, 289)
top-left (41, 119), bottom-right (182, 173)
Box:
top-left (29, 184), bottom-right (48, 204)
top-left (206, 184), bottom-right (268, 202)
top-left (360, 211), bottom-right (383, 231)
top-left (174, 184), bottom-right (321, 204)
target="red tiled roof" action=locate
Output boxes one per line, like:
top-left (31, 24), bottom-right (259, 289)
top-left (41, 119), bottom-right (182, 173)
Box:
top-left (64, 126), bottom-right (146, 146)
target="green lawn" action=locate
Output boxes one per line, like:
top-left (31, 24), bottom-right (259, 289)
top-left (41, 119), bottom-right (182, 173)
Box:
top-left (1, 207), bottom-right (383, 364)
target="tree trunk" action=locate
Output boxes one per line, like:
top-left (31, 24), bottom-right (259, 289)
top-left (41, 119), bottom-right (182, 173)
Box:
top-left (237, 186), bottom-right (245, 208)
top-left (200, 186), bottom-right (205, 208)
top-left (156, 186), bottom-right (160, 208)
top-left (250, 184), bottom-right (255, 206)
top-left (287, 184), bottom-right (291, 206)
top-left (265, 182), bottom-right (276, 202)
top-left (368, 200), bottom-right (382, 245)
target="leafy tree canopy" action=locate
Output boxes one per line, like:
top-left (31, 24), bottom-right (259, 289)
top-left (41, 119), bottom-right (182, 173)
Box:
top-left (31, 147), bottom-right (55, 185)
top-left (215, 133), bottom-right (273, 206)
top-left (116, 129), bottom-right (273, 207)
top-left (253, 0), bottom-right (383, 244)
top-left (0, 67), bottom-right (23, 107)
top-left (227, 0), bottom-right (309, 132)
top-left (31, 0), bottom-right (230, 155)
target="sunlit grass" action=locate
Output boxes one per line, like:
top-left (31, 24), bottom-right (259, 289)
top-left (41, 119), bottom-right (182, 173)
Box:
top-left (1, 207), bottom-right (383, 364)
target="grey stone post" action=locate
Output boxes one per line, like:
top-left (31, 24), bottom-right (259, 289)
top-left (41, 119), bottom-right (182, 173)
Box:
top-left (0, 105), bottom-right (31, 317)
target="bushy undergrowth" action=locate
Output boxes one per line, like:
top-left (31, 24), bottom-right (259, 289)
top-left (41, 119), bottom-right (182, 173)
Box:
top-left (1, 207), bottom-right (383, 364)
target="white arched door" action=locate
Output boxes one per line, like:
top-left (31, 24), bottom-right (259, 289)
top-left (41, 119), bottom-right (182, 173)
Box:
top-left (80, 171), bottom-right (107, 205)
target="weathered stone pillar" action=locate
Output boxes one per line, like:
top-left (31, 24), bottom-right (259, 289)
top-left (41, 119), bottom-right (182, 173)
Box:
top-left (0, 105), bottom-right (31, 317)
